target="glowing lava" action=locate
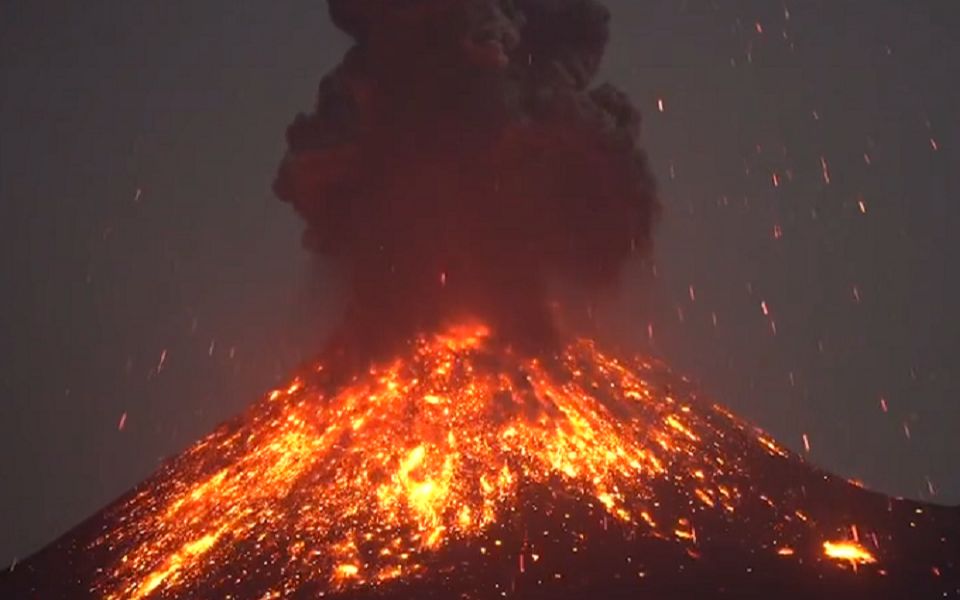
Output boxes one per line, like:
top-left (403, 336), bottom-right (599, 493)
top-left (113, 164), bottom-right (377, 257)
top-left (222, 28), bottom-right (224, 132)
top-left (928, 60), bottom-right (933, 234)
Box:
top-left (823, 541), bottom-right (877, 566)
top-left (91, 324), bottom-right (886, 599)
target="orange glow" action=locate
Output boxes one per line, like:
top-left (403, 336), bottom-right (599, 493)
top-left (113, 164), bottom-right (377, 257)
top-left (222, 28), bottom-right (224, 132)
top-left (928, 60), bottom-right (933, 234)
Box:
top-left (89, 324), bottom-right (836, 598)
top-left (823, 541), bottom-right (877, 565)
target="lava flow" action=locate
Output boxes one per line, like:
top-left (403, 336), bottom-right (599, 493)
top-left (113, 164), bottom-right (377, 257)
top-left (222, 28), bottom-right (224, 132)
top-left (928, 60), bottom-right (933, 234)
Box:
top-left (5, 324), bottom-right (956, 599)
top-left (94, 324), bottom-right (761, 598)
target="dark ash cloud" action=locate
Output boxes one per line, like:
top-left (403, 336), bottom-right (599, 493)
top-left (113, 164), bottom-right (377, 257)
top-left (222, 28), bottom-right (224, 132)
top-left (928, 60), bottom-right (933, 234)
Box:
top-left (275, 0), bottom-right (659, 366)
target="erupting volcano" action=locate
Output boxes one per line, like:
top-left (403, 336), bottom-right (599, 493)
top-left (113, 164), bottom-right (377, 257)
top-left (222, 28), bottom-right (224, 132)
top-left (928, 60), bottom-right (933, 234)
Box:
top-left (3, 0), bottom-right (959, 598)
top-left (3, 325), bottom-right (959, 598)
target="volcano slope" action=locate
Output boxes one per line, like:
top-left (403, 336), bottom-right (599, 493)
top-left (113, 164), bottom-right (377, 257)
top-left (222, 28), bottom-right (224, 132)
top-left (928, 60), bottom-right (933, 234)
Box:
top-left (2, 325), bottom-right (958, 599)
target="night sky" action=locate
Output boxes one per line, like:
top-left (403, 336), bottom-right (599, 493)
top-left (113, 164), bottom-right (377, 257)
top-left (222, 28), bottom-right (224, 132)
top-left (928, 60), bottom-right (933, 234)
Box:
top-left (1, 0), bottom-right (958, 568)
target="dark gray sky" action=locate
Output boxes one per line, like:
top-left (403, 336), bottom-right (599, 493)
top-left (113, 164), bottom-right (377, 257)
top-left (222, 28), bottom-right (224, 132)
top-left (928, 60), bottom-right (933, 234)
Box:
top-left (1, 0), bottom-right (957, 567)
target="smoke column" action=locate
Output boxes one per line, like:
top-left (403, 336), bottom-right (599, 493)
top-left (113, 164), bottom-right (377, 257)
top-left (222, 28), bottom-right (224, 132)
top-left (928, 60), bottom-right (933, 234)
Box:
top-left (275, 0), bottom-right (658, 366)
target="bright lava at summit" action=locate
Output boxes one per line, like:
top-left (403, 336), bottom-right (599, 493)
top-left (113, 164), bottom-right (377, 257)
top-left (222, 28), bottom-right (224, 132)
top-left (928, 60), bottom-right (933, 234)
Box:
top-left (77, 323), bottom-right (942, 599)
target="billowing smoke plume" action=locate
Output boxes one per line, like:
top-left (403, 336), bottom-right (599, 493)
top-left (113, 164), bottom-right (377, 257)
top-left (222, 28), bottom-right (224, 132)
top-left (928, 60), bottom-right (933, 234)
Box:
top-left (275, 0), bottom-right (658, 365)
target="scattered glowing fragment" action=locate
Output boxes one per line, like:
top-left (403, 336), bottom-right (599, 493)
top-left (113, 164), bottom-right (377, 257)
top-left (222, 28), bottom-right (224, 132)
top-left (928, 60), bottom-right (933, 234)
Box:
top-left (823, 541), bottom-right (876, 565)
top-left (335, 564), bottom-right (360, 578)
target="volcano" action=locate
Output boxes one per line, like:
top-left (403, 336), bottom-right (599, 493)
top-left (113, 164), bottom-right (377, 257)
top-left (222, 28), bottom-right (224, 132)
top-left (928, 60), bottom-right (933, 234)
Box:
top-left (2, 325), bottom-right (958, 598)
top-left (5, 1), bottom-right (959, 596)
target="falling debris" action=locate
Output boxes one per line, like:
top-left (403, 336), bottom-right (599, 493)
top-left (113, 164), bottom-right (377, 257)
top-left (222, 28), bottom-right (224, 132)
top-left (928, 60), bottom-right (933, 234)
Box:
top-left (819, 156), bottom-right (831, 185)
top-left (823, 541), bottom-right (876, 566)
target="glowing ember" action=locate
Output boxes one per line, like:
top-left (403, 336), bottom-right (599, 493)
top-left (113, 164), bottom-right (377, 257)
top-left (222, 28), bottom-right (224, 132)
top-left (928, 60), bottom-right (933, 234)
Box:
top-left (823, 541), bottom-right (877, 566)
top-left (89, 324), bottom-right (896, 598)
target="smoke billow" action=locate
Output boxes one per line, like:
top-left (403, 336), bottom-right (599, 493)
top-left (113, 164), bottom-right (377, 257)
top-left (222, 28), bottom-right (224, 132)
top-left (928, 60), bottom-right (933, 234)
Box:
top-left (275, 0), bottom-right (658, 365)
